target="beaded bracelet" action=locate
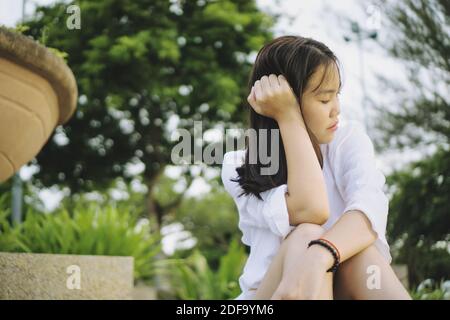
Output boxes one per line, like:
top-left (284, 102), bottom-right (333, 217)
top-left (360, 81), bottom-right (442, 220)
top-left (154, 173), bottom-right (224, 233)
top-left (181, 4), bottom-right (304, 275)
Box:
top-left (318, 238), bottom-right (341, 262)
top-left (307, 238), bottom-right (341, 273)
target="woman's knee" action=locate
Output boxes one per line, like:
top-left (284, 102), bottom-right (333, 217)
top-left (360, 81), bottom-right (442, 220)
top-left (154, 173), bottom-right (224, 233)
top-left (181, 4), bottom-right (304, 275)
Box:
top-left (338, 244), bottom-right (375, 272)
top-left (285, 223), bottom-right (325, 242)
top-left (335, 243), bottom-right (386, 289)
top-left (335, 243), bottom-right (411, 299)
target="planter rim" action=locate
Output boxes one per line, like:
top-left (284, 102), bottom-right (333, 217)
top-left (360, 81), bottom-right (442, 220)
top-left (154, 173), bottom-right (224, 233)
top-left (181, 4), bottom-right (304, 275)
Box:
top-left (0, 251), bottom-right (134, 260)
top-left (0, 26), bottom-right (77, 125)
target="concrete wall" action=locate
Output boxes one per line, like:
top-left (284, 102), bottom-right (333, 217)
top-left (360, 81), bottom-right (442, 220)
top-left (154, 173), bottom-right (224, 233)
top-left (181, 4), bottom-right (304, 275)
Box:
top-left (0, 252), bottom-right (134, 300)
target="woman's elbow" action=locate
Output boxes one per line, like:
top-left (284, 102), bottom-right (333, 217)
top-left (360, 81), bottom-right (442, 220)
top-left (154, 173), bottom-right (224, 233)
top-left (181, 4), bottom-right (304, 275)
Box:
top-left (305, 208), bottom-right (329, 225)
top-left (290, 207), bottom-right (329, 226)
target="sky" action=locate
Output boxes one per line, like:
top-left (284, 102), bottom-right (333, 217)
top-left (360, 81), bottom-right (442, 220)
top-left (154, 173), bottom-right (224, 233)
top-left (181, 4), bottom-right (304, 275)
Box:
top-left (0, 0), bottom-right (427, 214)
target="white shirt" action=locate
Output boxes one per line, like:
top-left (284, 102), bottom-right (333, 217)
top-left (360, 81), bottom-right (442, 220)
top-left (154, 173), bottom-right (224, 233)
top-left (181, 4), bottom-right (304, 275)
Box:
top-left (221, 120), bottom-right (392, 300)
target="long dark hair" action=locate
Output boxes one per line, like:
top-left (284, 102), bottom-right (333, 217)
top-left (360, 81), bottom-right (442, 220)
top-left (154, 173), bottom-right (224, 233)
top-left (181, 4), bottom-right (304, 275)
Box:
top-left (232, 35), bottom-right (341, 200)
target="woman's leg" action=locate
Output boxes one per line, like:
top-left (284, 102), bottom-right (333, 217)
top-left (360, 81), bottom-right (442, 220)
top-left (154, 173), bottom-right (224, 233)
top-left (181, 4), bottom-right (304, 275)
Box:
top-left (333, 244), bottom-right (411, 300)
top-left (252, 223), bottom-right (333, 300)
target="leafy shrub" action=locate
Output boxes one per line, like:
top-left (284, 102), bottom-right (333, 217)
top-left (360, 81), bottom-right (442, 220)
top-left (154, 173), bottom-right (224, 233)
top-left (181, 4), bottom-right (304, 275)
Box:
top-left (0, 195), bottom-right (162, 283)
top-left (410, 279), bottom-right (450, 300)
top-left (174, 187), bottom-right (243, 269)
top-left (159, 237), bottom-right (247, 300)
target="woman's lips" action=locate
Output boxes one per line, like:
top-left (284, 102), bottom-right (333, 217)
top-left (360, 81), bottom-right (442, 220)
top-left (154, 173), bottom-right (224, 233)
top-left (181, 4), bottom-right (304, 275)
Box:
top-left (327, 122), bottom-right (339, 131)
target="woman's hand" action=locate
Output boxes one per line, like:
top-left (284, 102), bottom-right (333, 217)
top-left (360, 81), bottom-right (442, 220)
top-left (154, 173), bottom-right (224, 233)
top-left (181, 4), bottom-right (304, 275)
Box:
top-left (247, 74), bottom-right (303, 124)
top-left (270, 245), bottom-right (333, 300)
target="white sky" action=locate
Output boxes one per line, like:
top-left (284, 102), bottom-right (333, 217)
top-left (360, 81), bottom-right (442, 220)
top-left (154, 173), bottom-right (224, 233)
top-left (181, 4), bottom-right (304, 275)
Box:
top-left (0, 0), bottom-right (426, 212)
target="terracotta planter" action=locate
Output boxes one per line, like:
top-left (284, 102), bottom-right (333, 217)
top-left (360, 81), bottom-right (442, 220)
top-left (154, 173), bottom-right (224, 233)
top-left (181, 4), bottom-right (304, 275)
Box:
top-left (0, 27), bottom-right (77, 182)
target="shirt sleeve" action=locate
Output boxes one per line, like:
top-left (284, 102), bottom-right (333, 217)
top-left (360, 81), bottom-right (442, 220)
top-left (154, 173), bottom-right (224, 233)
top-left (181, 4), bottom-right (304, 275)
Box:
top-left (221, 150), bottom-right (294, 240)
top-left (329, 122), bottom-right (389, 243)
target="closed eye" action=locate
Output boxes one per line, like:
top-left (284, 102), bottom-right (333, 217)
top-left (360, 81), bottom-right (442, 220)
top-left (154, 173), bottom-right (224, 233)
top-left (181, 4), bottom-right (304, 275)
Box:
top-left (320, 91), bottom-right (341, 104)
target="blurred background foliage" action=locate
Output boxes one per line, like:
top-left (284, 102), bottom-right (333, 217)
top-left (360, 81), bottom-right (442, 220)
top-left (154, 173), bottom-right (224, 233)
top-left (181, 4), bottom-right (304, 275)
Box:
top-left (23, 0), bottom-right (274, 230)
top-left (372, 0), bottom-right (449, 288)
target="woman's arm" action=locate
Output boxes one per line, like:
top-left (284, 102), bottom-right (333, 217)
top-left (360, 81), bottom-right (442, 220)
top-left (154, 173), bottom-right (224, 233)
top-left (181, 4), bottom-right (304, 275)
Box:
top-left (306, 210), bottom-right (377, 267)
top-left (277, 114), bottom-right (330, 226)
top-left (247, 74), bottom-right (330, 226)
top-left (271, 210), bottom-right (380, 300)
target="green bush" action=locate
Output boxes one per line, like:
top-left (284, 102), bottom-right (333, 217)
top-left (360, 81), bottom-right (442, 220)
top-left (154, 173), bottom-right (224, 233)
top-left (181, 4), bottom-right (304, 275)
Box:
top-left (159, 237), bottom-right (247, 300)
top-left (387, 148), bottom-right (450, 286)
top-left (0, 195), bottom-right (162, 283)
top-left (410, 279), bottom-right (450, 300)
top-left (174, 187), bottom-right (243, 269)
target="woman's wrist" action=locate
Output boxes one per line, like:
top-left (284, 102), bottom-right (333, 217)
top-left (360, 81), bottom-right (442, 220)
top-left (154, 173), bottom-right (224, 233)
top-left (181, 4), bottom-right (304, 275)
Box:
top-left (305, 243), bottom-right (335, 271)
top-left (307, 238), bottom-right (341, 273)
top-left (277, 115), bottom-right (307, 136)
top-left (275, 109), bottom-right (305, 127)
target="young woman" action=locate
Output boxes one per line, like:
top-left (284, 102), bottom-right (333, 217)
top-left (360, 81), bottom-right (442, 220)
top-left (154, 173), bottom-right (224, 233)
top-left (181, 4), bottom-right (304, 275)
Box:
top-left (221, 36), bottom-right (411, 300)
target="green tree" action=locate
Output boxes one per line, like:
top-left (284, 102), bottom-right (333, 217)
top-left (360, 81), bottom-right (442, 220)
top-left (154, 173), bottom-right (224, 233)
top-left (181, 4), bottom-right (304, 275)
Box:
top-left (24, 0), bottom-right (275, 227)
top-left (373, 0), bottom-right (449, 286)
top-left (373, 0), bottom-right (449, 150)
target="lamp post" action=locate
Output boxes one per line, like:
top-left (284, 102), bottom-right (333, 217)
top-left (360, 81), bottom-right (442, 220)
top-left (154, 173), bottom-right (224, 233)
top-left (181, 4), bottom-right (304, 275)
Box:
top-left (344, 21), bottom-right (378, 131)
top-left (11, 0), bottom-right (27, 225)
top-left (11, 174), bottom-right (23, 224)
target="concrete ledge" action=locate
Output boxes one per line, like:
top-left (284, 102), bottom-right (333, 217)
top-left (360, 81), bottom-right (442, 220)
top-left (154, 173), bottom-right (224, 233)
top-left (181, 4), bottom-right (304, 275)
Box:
top-left (0, 252), bottom-right (134, 300)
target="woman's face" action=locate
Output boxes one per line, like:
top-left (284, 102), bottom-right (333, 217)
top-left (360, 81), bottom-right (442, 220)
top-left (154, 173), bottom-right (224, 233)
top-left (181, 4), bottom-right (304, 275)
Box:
top-left (300, 63), bottom-right (341, 144)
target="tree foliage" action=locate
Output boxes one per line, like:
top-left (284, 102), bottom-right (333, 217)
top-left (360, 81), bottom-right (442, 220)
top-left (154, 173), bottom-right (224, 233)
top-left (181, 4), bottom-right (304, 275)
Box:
top-left (374, 0), bottom-right (449, 286)
top-left (23, 0), bottom-right (275, 225)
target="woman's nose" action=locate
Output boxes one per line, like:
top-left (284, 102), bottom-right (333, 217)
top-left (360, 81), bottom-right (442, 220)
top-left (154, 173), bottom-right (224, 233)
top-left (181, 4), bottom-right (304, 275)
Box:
top-left (331, 100), bottom-right (340, 117)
